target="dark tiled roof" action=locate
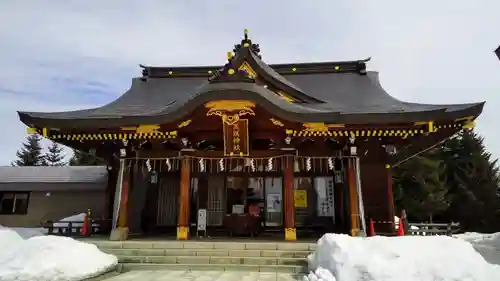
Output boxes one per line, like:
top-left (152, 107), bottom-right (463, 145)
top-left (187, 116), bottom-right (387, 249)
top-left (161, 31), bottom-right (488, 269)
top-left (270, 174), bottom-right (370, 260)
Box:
top-left (0, 166), bottom-right (108, 183)
top-left (495, 45), bottom-right (500, 61)
top-left (17, 41), bottom-right (484, 128)
top-left (18, 71), bottom-right (484, 128)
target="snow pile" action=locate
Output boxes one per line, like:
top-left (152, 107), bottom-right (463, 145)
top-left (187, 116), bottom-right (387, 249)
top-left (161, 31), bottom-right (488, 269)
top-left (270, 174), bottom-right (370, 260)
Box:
top-left (0, 227), bottom-right (117, 281)
top-left (305, 234), bottom-right (500, 281)
top-left (455, 232), bottom-right (500, 250)
top-left (10, 227), bottom-right (47, 239)
top-left (455, 232), bottom-right (500, 266)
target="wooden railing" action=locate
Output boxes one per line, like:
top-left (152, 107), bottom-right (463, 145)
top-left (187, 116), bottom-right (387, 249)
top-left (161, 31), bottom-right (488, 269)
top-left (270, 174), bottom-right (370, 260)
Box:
top-left (406, 222), bottom-right (460, 236)
top-left (41, 219), bottom-right (111, 237)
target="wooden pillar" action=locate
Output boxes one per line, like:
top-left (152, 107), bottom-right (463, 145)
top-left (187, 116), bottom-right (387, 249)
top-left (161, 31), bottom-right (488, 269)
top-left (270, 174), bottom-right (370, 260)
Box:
top-left (386, 164), bottom-right (395, 232)
top-left (347, 158), bottom-right (360, 236)
top-left (177, 157), bottom-right (191, 240)
top-left (284, 156), bottom-right (296, 241)
top-left (109, 159), bottom-right (131, 240)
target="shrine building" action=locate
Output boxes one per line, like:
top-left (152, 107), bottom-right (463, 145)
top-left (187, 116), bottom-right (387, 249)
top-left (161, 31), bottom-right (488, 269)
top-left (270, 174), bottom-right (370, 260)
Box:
top-left (17, 30), bottom-right (484, 241)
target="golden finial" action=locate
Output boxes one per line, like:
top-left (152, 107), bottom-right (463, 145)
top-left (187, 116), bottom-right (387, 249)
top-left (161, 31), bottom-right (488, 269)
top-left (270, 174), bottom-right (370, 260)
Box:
top-left (227, 51), bottom-right (233, 60)
top-left (244, 28), bottom-right (249, 40)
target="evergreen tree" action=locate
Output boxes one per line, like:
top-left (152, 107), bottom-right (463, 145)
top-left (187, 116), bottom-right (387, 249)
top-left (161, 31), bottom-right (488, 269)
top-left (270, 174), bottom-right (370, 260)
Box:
top-left (12, 134), bottom-right (45, 166)
top-left (44, 142), bottom-right (66, 166)
top-left (69, 149), bottom-right (106, 166)
top-left (439, 130), bottom-right (500, 232)
top-left (393, 153), bottom-right (450, 222)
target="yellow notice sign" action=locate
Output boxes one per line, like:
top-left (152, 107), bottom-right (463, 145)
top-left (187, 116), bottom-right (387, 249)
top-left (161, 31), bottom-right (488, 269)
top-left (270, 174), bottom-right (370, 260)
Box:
top-left (294, 190), bottom-right (308, 208)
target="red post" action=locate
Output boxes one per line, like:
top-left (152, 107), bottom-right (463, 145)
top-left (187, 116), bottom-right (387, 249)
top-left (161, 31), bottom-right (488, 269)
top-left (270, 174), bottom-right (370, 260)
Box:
top-left (368, 218), bottom-right (376, 237)
top-left (397, 210), bottom-right (405, 236)
top-left (81, 214), bottom-right (89, 236)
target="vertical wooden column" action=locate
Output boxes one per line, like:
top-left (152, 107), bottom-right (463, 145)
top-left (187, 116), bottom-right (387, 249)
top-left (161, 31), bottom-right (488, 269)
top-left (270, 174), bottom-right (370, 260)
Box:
top-left (177, 157), bottom-right (191, 240)
top-left (347, 158), bottom-right (360, 236)
top-left (386, 164), bottom-right (395, 232)
top-left (284, 156), bottom-right (296, 241)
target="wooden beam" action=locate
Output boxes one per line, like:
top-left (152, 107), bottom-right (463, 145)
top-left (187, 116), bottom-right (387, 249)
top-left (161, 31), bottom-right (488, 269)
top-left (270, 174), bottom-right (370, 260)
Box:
top-left (283, 155), bottom-right (296, 241)
top-left (177, 158), bottom-right (191, 240)
top-left (347, 158), bottom-right (360, 236)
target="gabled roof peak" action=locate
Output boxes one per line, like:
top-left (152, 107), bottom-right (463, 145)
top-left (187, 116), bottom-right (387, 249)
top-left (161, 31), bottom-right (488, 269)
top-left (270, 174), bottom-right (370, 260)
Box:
top-left (233, 29), bottom-right (262, 59)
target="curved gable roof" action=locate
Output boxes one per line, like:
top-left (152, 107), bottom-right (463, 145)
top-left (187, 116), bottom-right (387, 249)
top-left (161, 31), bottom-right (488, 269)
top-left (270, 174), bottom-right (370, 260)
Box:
top-left (17, 32), bottom-right (485, 129)
top-left (18, 70), bottom-right (484, 128)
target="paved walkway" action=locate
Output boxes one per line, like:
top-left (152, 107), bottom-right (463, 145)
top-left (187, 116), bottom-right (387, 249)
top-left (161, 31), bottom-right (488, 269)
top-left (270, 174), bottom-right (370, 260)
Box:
top-left (102, 270), bottom-right (304, 281)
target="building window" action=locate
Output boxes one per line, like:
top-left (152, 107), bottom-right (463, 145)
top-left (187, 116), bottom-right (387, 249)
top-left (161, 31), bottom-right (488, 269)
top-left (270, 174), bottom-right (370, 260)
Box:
top-left (0, 192), bottom-right (30, 215)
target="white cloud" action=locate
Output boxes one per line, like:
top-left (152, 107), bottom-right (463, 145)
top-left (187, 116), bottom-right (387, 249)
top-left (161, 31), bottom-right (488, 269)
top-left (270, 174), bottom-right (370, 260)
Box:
top-left (0, 0), bottom-right (499, 165)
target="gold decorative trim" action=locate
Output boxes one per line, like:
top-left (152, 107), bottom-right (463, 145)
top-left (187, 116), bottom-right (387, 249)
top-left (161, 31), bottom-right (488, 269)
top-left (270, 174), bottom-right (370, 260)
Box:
top-left (270, 118), bottom-right (284, 127)
top-left (205, 100), bottom-right (256, 125)
top-left (463, 120), bottom-right (475, 129)
top-left (285, 228), bottom-right (297, 241)
top-left (121, 124), bottom-right (160, 134)
top-left (177, 226), bottom-right (189, 240)
top-left (47, 131), bottom-right (177, 141)
top-left (276, 91), bottom-right (296, 103)
top-left (455, 116), bottom-right (474, 122)
top-left (303, 123), bottom-right (345, 131)
top-left (177, 120), bottom-right (192, 128)
top-left (287, 122), bottom-right (464, 138)
top-left (27, 127), bottom-right (47, 136)
top-left (455, 116), bottom-right (475, 129)
top-left (238, 61), bottom-right (257, 79)
top-left (27, 127), bottom-right (38, 134)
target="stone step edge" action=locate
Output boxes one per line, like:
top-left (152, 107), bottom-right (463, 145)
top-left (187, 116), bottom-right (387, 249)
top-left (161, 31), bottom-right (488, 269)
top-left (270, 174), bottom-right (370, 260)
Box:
top-left (119, 263), bottom-right (309, 273)
top-left (96, 246), bottom-right (316, 251)
top-left (118, 255), bottom-right (308, 262)
top-left (96, 247), bottom-right (317, 251)
top-left (102, 248), bottom-right (313, 255)
top-left (89, 242), bottom-right (317, 251)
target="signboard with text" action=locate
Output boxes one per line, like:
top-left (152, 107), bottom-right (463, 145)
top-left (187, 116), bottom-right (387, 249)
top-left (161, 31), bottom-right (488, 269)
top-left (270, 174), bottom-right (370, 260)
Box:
top-left (223, 119), bottom-right (249, 156)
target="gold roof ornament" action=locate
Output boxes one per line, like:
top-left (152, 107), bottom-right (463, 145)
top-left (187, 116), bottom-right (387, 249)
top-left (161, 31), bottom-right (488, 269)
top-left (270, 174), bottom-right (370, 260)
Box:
top-left (238, 61), bottom-right (257, 79)
top-left (121, 124), bottom-right (160, 134)
top-left (270, 118), bottom-right (284, 127)
top-left (205, 100), bottom-right (256, 125)
top-left (177, 120), bottom-right (192, 128)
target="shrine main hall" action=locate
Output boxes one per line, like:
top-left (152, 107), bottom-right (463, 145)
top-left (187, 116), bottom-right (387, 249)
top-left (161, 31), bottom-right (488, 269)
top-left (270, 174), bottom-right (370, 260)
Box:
top-left (18, 30), bottom-right (484, 241)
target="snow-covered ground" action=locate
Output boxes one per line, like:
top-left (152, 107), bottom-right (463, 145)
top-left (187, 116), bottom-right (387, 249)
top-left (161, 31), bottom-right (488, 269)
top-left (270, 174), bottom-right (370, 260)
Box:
top-left (0, 225), bottom-right (117, 281)
top-left (305, 233), bottom-right (500, 281)
top-left (454, 232), bottom-right (500, 265)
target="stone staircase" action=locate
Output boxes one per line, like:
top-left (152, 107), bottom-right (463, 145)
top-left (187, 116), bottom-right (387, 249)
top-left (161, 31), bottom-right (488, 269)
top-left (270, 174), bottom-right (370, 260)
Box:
top-left (88, 240), bottom-right (316, 273)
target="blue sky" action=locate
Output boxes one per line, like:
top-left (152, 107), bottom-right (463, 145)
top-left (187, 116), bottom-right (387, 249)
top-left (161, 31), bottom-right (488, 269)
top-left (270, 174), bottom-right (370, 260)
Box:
top-left (1, 0), bottom-right (499, 165)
